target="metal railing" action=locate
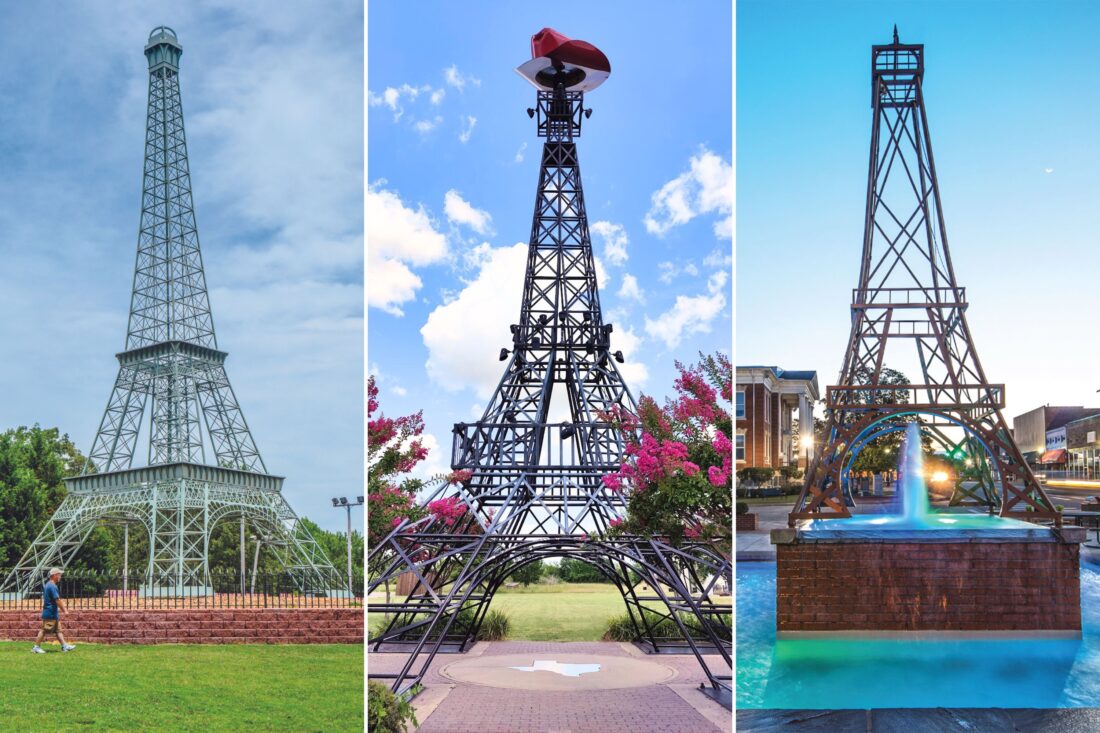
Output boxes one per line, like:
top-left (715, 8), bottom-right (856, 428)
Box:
top-left (0, 570), bottom-right (363, 611)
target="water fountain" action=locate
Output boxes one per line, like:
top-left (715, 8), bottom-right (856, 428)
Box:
top-left (772, 422), bottom-right (1085, 638)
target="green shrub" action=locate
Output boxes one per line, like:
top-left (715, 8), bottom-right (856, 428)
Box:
top-left (779, 465), bottom-right (803, 480)
top-left (368, 681), bottom-right (418, 733)
top-left (478, 609), bottom-right (511, 641)
top-left (737, 467), bottom-right (775, 485)
top-left (603, 613), bottom-right (636, 641)
top-left (602, 609), bottom-right (712, 642)
top-left (736, 501), bottom-right (749, 515)
top-left (453, 607), bottom-right (511, 641)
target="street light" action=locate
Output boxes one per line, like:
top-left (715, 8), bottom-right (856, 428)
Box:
top-left (332, 496), bottom-right (364, 596)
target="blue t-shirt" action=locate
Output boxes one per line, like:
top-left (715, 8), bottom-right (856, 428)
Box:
top-left (42, 581), bottom-right (59, 620)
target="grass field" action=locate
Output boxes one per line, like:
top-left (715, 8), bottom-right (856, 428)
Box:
top-left (0, 642), bottom-right (363, 732)
top-left (487, 583), bottom-right (631, 640)
top-left (368, 582), bottom-right (732, 642)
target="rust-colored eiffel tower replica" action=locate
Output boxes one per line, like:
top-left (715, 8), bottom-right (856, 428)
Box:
top-left (790, 29), bottom-right (1059, 526)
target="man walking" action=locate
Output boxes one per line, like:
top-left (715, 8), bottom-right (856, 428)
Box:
top-left (32, 568), bottom-right (75, 653)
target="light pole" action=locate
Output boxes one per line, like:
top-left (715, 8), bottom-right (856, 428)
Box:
top-left (240, 516), bottom-right (247, 596)
top-left (332, 496), bottom-right (364, 595)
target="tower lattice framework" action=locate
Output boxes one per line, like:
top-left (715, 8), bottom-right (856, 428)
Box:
top-left (791, 30), bottom-right (1059, 526)
top-left (368, 40), bottom-right (732, 701)
top-left (1, 27), bottom-right (338, 596)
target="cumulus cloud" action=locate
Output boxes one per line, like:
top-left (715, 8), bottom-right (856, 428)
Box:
top-left (644, 148), bottom-right (732, 239)
top-left (414, 115), bottom-right (443, 134)
top-left (366, 184), bottom-right (447, 315)
top-left (618, 273), bottom-right (644, 302)
top-left (421, 243), bottom-right (528, 397)
top-left (514, 142), bottom-right (527, 163)
top-left (368, 83), bottom-right (435, 121)
top-left (590, 221), bottom-right (629, 266)
top-left (444, 64), bottom-right (481, 91)
top-left (657, 260), bottom-right (700, 284)
top-left (458, 115), bottom-right (477, 143)
top-left (644, 285), bottom-right (727, 349)
top-left (444, 190), bottom-right (493, 235)
top-left (613, 325), bottom-right (649, 386)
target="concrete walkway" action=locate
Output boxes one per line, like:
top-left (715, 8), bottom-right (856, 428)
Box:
top-left (369, 641), bottom-right (731, 732)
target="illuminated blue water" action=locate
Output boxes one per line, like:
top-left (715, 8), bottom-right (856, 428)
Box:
top-left (737, 561), bottom-right (1100, 709)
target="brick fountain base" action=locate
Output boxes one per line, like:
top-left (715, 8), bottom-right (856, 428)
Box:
top-left (770, 523), bottom-right (1085, 638)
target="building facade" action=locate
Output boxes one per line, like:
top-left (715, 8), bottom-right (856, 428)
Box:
top-left (1012, 405), bottom-right (1100, 469)
top-left (736, 366), bottom-right (819, 470)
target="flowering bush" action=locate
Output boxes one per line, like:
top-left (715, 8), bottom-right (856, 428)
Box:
top-left (603, 352), bottom-right (732, 553)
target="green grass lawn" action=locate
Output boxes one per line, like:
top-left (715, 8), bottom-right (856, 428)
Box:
top-left (368, 582), bottom-right (732, 642)
top-left (0, 642), bottom-right (363, 732)
top-left (488, 583), bottom-right (630, 641)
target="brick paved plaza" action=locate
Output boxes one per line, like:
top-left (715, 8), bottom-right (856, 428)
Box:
top-left (369, 641), bottom-right (731, 733)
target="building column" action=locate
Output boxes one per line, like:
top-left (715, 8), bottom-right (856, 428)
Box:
top-left (798, 393), bottom-right (813, 469)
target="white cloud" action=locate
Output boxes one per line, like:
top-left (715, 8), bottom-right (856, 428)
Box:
top-left (414, 115), bottom-right (443, 134)
top-left (366, 184), bottom-right (448, 315)
top-left (444, 190), bottom-right (493, 235)
top-left (703, 248), bottom-right (733, 268)
top-left (618, 273), bottom-right (644, 303)
top-left (707, 270), bottom-right (728, 294)
top-left (444, 65), bottom-right (481, 92)
top-left (392, 385), bottom-right (408, 397)
top-left (421, 243), bottom-right (528, 397)
top-left (613, 325), bottom-right (649, 386)
top-left (644, 148), bottom-right (732, 239)
top-left (644, 288), bottom-right (726, 349)
top-left (657, 260), bottom-right (700, 284)
top-left (458, 115), bottom-right (477, 143)
top-left (430, 89), bottom-right (445, 105)
top-left (368, 83), bottom-right (434, 121)
top-left (514, 142), bottom-right (527, 163)
top-left (590, 221), bottom-right (629, 266)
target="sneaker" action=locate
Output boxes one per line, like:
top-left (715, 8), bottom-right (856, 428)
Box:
top-left (62, 644), bottom-right (76, 652)
top-left (31, 646), bottom-right (45, 654)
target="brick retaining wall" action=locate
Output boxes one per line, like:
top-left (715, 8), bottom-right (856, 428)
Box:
top-left (775, 540), bottom-right (1081, 635)
top-left (0, 608), bottom-right (363, 644)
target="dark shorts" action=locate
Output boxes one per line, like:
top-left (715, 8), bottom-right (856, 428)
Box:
top-left (41, 618), bottom-right (60, 634)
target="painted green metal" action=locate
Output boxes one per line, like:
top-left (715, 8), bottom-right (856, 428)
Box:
top-left (0, 27), bottom-right (339, 598)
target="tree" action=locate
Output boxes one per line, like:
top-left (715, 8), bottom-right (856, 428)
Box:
top-left (602, 352), bottom-right (732, 555)
top-left (510, 561), bottom-right (543, 587)
top-left (366, 377), bottom-right (480, 606)
top-left (558, 558), bottom-right (611, 583)
top-left (0, 426), bottom-right (119, 571)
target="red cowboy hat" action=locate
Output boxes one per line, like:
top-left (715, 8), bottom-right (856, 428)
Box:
top-left (515, 27), bottom-right (610, 92)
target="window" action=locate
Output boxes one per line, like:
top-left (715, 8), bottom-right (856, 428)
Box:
top-left (763, 390), bottom-right (771, 424)
top-left (764, 429), bottom-right (771, 463)
top-left (735, 434), bottom-right (745, 461)
top-left (735, 390), bottom-right (745, 419)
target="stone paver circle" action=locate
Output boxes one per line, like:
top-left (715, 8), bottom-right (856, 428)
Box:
top-left (440, 652), bottom-right (679, 691)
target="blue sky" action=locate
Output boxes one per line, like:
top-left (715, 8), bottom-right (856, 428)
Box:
top-left (367, 2), bottom-right (733, 481)
top-left (738, 0), bottom-right (1100, 422)
top-left (0, 2), bottom-right (362, 533)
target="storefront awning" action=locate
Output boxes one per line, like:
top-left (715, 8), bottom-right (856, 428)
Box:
top-left (1040, 449), bottom-right (1067, 464)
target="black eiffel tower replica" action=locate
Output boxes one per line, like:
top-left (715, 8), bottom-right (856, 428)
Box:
top-left (1, 27), bottom-right (339, 598)
top-left (368, 29), bottom-right (732, 702)
top-left (791, 29), bottom-right (1059, 526)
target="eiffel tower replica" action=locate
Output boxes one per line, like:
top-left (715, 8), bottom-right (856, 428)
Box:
top-left (791, 29), bottom-right (1059, 526)
top-left (1, 27), bottom-right (338, 597)
top-left (368, 28), bottom-right (732, 703)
